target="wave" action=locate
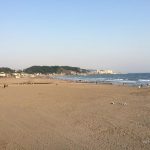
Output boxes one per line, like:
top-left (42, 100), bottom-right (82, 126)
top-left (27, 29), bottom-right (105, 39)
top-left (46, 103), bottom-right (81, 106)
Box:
top-left (138, 79), bottom-right (150, 82)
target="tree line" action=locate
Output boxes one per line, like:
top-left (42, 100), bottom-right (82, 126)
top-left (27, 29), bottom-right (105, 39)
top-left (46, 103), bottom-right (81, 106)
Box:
top-left (0, 66), bottom-right (88, 74)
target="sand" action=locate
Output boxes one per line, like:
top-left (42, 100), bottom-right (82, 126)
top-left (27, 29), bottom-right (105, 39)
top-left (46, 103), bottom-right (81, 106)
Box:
top-left (0, 78), bottom-right (150, 150)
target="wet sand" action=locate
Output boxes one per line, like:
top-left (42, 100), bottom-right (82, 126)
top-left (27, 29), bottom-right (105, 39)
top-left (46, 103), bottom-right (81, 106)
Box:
top-left (0, 78), bottom-right (150, 150)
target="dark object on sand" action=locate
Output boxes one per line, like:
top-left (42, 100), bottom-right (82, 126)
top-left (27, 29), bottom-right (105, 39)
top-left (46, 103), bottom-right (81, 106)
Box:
top-left (110, 102), bottom-right (115, 104)
top-left (3, 84), bottom-right (8, 88)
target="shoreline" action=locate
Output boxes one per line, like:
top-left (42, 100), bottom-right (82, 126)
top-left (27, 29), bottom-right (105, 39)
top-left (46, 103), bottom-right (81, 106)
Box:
top-left (53, 77), bottom-right (150, 89)
top-left (0, 77), bottom-right (150, 89)
top-left (54, 73), bottom-right (150, 87)
top-left (0, 77), bottom-right (133, 87)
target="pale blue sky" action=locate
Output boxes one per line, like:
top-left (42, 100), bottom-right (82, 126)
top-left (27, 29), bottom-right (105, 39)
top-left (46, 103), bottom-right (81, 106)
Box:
top-left (0, 0), bottom-right (150, 72)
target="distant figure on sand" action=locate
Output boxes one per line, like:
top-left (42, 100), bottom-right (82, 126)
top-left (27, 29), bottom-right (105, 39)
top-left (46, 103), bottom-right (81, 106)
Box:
top-left (3, 84), bottom-right (8, 88)
top-left (138, 84), bottom-right (143, 88)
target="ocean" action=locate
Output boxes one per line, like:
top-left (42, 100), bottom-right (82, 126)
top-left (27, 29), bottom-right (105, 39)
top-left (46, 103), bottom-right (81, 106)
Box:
top-left (55, 73), bottom-right (150, 86)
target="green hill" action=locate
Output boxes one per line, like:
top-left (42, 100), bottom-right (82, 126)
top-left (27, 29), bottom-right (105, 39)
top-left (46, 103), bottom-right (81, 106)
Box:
top-left (0, 67), bottom-right (15, 73)
top-left (23, 66), bottom-right (88, 74)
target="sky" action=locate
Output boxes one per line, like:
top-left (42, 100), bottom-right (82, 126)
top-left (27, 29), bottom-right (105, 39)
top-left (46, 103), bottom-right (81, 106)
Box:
top-left (0, 0), bottom-right (150, 73)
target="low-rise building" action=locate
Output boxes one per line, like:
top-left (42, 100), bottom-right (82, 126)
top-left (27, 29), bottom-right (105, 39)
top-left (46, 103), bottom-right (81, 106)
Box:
top-left (0, 72), bottom-right (6, 77)
top-left (97, 70), bottom-right (114, 74)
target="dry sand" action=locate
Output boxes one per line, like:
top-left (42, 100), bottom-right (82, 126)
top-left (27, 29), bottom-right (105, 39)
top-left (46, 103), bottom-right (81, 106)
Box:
top-left (0, 78), bottom-right (150, 150)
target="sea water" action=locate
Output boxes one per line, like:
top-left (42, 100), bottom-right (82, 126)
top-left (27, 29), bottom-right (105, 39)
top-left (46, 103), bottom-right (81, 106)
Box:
top-left (55, 73), bottom-right (150, 86)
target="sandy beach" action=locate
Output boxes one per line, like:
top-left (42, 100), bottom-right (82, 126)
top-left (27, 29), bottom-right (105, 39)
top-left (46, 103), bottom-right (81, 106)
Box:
top-left (0, 78), bottom-right (150, 150)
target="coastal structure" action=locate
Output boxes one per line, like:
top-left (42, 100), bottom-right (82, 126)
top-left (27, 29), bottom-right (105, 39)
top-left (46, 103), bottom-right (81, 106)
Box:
top-left (12, 73), bottom-right (21, 78)
top-left (0, 72), bottom-right (6, 77)
top-left (88, 69), bottom-right (118, 75)
top-left (96, 69), bottom-right (115, 74)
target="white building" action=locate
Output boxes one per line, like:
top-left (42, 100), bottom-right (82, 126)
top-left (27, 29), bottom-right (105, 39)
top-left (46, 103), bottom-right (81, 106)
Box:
top-left (96, 70), bottom-right (114, 74)
top-left (12, 73), bottom-right (21, 78)
top-left (0, 72), bottom-right (6, 77)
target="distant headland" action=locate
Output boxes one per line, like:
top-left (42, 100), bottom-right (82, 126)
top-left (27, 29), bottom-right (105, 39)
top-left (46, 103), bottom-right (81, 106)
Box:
top-left (0, 66), bottom-right (120, 78)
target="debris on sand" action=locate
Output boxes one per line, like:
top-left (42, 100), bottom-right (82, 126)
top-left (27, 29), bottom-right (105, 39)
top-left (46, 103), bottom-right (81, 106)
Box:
top-left (142, 139), bottom-right (150, 144)
top-left (110, 102), bottom-right (115, 105)
top-left (3, 84), bottom-right (8, 88)
top-left (110, 101), bottom-right (127, 106)
top-left (118, 102), bottom-right (127, 106)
